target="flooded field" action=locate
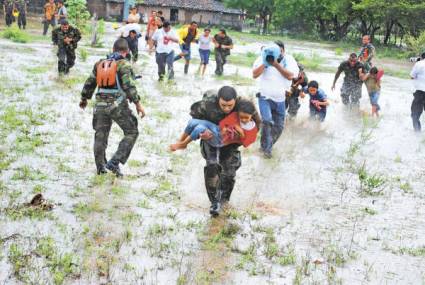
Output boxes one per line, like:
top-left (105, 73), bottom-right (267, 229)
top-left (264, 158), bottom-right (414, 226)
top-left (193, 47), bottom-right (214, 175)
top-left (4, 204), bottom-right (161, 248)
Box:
top-left (0, 22), bottom-right (424, 284)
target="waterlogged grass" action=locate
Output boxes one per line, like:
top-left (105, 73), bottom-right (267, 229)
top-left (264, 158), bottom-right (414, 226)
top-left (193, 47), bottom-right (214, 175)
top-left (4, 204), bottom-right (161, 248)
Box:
top-left (229, 51), bottom-right (258, 67)
top-left (357, 163), bottom-right (386, 196)
top-left (12, 166), bottom-right (47, 181)
top-left (1, 27), bottom-right (30, 43)
top-left (216, 70), bottom-right (254, 86)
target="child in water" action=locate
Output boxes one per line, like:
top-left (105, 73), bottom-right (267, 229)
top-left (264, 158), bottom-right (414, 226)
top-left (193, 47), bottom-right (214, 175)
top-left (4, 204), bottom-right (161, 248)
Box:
top-left (364, 67), bottom-right (382, 117)
top-left (301, 80), bottom-right (330, 122)
top-left (170, 100), bottom-right (259, 151)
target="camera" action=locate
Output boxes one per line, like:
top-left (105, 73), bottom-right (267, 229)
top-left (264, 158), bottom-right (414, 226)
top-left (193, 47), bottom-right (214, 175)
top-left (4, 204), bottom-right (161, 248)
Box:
top-left (410, 57), bottom-right (421, 62)
top-left (262, 45), bottom-right (281, 67)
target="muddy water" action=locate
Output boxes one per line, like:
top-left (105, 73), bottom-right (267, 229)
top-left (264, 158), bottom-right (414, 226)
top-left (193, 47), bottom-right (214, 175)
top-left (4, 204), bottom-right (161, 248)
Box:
top-left (0, 22), bottom-right (424, 285)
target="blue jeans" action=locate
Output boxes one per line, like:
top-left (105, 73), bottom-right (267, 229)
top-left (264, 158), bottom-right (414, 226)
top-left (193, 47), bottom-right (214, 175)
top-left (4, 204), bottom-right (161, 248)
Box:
top-left (199, 49), bottom-right (210, 64)
top-left (258, 96), bottom-right (285, 154)
top-left (369, 91), bottom-right (381, 111)
top-left (174, 44), bottom-right (191, 61)
top-left (184, 119), bottom-right (222, 147)
top-left (309, 106), bottom-right (327, 122)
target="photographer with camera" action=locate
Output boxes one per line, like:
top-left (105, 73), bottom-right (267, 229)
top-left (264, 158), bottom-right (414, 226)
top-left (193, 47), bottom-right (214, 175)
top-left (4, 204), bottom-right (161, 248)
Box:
top-left (252, 41), bottom-right (299, 158)
top-left (410, 52), bottom-right (425, 132)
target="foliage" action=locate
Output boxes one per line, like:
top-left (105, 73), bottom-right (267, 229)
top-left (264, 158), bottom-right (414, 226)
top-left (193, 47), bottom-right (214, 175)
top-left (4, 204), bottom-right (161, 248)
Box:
top-left (66, 0), bottom-right (91, 29)
top-left (1, 27), bottom-right (30, 43)
top-left (405, 30), bottom-right (425, 56)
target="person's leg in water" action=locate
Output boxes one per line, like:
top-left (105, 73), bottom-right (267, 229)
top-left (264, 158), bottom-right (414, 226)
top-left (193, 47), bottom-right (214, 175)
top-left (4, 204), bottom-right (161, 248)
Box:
top-left (93, 107), bottom-right (112, 174)
top-left (166, 50), bottom-right (175, 80)
top-left (369, 91), bottom-right (380, 117)
top-left (106, 102), bottom-right (139, 177)
top-left (65, 49), bottom-right (76, 74)
top-left (215, 50), bottom-right (224, 75)
top-left (411, 90), bottom-right (425, 132)
top-left (201, 141), bottom-right (222, 216)
top-left (170, 119), bottom-right (221, 151)
top-left (350, 83), bottom-right (363, 109)
top-left (218, 145), bottom-right (241, 205)
top-left (270, 100), bottom-right (285, 145)
top-left (156, 52), bottom-right (166, 81)
top-left (258, 96), bottom-right (273, 158)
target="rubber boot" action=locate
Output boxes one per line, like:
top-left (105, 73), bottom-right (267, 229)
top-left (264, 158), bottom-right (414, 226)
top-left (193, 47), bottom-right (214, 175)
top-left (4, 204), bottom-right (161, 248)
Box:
top-left (106, 159), bottom-right (123, 177)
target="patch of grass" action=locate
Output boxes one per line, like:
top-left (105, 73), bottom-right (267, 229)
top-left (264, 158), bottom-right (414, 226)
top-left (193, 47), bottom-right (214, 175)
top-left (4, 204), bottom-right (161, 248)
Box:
top-left (8, 243), bottom-right (30, 279)
top-left (0, 150), bottom-right (14, 172)
top-left (137, 199), bottom-right (151, 209)
top-left (276, 246), bottom-right (296, 266)
top-left (74, 200), bottom-right (104, 219)
top-left (398, 246), bottom-right (425, 257)
top-left (154, 110), bottom-right (172, 123)
top-left (357, 163), bottom-right (386, 196)
top-left (400, 182), bottom-right (412, 193)
top-left (78, 48), bottom-right (89, 62)
top-left (1, 27), bottom-right (30, 43)
top-left (362, 207), bottom-right (377, 215)
top-left (335, 48), bottom-right (343, 56)
top-left (11, 166), bottom-right (47, 181)
top-left (229, 51), bottom-right (258, 67)
top-left (217, 70), bottom-right (253, 86)
top-left (25, 65), bottom-right (51, 74)
top-left (110, 185), bottom-right (127, 197)
top-left (205, 222), bottom-right (240, 250)
top-left (128, 159), bottom-right (145, 168)
top-left (293, 52), bottom-right (326, 71)
top-left (5, 204), bottom-right (54, 220)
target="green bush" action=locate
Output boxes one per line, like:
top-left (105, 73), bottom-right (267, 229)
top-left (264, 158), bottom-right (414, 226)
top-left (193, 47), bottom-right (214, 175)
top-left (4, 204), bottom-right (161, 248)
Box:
top-left (405, 31), bottom-right (425, 56)
top-left (66, 0), bottom-right (91, 30)
top-left (1, 27), bottom-right (30, 43)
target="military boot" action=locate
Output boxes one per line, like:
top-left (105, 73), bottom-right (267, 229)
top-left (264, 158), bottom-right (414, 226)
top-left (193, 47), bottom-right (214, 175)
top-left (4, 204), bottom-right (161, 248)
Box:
top-left (106, 159), bottom-right (123, 177)
top-left (209, 200), bottom-right (220, 217)
top-left (97, 164), bottom-right (107, 175)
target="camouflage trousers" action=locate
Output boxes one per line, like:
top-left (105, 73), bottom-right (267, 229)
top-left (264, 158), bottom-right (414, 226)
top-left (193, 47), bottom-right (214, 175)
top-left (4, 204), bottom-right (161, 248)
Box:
top-left (57, 47), bottom-right (76, 74)
top-left (285, 89), bottom-right (301, 118)
top-left (201, 141), bottom-right (241, 203)
top-left (341, 81), bottom-right (363, 106)
top-left (92, 101), bottom-right (139, 171)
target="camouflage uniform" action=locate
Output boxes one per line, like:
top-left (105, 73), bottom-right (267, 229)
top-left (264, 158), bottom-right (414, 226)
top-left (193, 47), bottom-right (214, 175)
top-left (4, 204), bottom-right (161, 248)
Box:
top-left (3, 0), bottom-right (14, 26)
top-left (359, 43), bottom-right (375, 72)
top-left (81, 55), bottom-right (140, 172)
top-left (52, 25), bottom-right (81, 74)
top-left (214, 34), bottom-right (233, 76)
top-left (14, 0), bottom-right (27, 29)
top-left (337, 60), bottom-right (365, 106)
top-left (190, 91), bottom-right (261, 203)
top-left (285, 67), bottom-right (308, 118)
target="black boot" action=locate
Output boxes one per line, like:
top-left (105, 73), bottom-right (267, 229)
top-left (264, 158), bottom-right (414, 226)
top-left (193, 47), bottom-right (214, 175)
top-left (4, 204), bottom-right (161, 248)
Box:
top-left (184, 64), bottom-right (189, 74)
top-left (106, 159), bottom-right (123, 177)
top-left (97, 165), bottom-right (107, 175)
top-left (209, 200), bottom-right (220, 217)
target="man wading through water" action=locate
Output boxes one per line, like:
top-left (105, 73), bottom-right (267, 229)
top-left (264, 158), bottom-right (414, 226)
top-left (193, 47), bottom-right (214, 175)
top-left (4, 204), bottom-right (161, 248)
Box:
top-left (190, 86), bottom-right (261, 216)
top-left (332, 53), bottom-right (366, 109)
top-left (79, 38), bottom-right (145, 177)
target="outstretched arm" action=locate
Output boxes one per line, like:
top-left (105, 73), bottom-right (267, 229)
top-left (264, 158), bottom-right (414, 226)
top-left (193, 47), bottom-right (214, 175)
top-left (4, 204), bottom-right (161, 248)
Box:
top-left (332, 69), bottom-right (342, 90)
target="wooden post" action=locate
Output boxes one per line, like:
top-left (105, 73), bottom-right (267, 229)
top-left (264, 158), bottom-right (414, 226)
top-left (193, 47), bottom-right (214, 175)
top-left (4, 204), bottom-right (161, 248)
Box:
top-left (91, 13), bottom-right (98, 47)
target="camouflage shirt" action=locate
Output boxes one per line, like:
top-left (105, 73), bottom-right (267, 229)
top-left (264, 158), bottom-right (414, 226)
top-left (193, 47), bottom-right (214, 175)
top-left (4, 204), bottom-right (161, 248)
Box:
top-left (14, 0), bottom-right (28, 10)
top-left (337, 60), bottom-right (365, 85)
top-left (359, 43), bottom-right (375, 63)
top-left (81, 57), bottom-right (140, 104)
top-left (52, 26), bottom-right (81, 50)
top-left (190, 90), bottom-right (261, 126)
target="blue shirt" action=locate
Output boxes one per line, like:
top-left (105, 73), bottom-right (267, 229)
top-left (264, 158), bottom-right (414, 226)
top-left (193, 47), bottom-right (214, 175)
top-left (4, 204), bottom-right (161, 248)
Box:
top-left (303, 87), bottom-right (327, 110)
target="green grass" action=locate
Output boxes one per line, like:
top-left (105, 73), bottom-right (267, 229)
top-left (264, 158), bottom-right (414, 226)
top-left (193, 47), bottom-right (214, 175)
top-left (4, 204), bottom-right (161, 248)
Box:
top-left (1, 27), bottom-right (30, 43)
top-left (398, 246), bottom-right (425, 257)
top-left (293, 52), bottom-right (327, 71)
top-left (358, 163), bottom-right (386, 196)
top-left (229, 51), bottom-right (258, 67)
top-left (11, 166), bottom-right (47, 181)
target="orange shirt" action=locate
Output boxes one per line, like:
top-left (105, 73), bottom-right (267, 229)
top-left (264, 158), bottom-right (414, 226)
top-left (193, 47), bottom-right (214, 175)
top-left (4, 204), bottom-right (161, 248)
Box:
top-left (219, 112), bottom-right (258, 148)
top-left (44, 2), bottom-right (57, 20)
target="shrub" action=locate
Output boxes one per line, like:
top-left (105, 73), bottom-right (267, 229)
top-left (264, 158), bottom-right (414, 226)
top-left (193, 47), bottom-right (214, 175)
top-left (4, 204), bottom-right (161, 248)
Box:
top-left (1, 27), bottom-right (30, 43)
top-left (405, 30), bottom-right (425, 56)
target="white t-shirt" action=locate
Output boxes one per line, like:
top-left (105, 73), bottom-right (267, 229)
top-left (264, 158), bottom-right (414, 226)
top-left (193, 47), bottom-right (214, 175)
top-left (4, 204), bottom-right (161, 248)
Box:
top-left (411, 59), bottom-right (425, 92)
top-left (152, 28), bottom-right (178, 54)
top-left (199, 35), bottom-right (211, 50)
top-left (253, 53), bottom-right (299, 102)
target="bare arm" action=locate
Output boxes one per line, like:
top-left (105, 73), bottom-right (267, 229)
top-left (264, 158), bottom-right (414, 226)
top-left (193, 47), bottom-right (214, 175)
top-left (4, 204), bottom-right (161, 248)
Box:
top-left (332, 69), bottom-right (342, 89)
top-left (272, 61), bottom-right (294, 80)
top-left (252, 64), bottom-right (265, 79)
top-left (358, 68), bottom-right (366, 81)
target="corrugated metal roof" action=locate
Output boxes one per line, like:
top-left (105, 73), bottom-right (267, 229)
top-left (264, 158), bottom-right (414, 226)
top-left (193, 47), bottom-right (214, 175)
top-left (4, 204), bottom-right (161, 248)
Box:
top-left (105, 0), bottom-right (242, 15)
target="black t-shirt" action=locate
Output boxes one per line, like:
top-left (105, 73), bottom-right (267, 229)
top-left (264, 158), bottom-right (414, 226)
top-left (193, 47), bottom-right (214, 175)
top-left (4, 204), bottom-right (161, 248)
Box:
top-left (338, 60), bottom-right (365, 84)
top-left (214, 34), bottom-right (233, 55)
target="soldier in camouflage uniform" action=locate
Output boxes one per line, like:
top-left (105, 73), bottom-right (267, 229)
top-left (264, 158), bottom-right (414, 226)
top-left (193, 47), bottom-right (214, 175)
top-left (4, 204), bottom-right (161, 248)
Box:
top-left (3, 0), bottom-right (14, 27)
top-left (14, 0), bottom-right (27, 29)
top-left (79, 38), bottom-right (145, 177)
top-left (190, 86), bottom-right (261, 216)
top-left (359, 35), bottom-right (376, 72)
top-left (332, 53), bottom-right (366, 108)
top-left (285, 63), bottom-right (308, 119)
top-left (52, 20), bottom-right (81, 75)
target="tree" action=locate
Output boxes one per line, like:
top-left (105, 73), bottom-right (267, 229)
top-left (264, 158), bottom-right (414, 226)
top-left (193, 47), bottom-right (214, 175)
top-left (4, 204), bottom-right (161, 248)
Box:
top-left (224, 0), bottom-right (276, 34)
top-left (66, 0), bottom-right (91, 30)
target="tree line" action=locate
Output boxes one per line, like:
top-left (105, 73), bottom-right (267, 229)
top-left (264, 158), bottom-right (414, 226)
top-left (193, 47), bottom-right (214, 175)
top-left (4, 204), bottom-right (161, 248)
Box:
top-left (224, 0), bottom-right (425, 46)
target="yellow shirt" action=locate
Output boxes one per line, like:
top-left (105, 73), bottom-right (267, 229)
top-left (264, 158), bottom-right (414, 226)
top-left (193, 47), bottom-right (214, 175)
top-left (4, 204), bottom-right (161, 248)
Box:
top-left (177, 25), bottom-right (200, 45)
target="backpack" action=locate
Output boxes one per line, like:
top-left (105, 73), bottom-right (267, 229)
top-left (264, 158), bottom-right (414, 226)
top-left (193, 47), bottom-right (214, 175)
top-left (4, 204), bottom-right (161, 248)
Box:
top-left (96, 60), bottom-right (118, 88)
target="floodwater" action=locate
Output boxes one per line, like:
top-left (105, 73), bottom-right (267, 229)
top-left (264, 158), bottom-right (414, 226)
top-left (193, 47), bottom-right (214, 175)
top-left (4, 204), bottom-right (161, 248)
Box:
top-left (0, 22), bottom-right (424, 285)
